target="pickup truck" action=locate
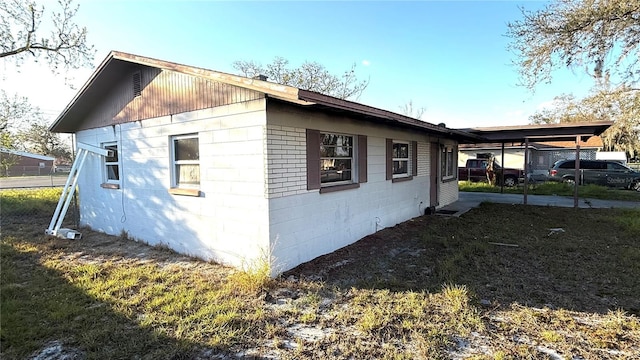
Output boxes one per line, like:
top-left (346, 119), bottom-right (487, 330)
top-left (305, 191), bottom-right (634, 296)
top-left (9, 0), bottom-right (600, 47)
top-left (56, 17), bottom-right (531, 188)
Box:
top-left (458, 158), bottom-right (524, 187)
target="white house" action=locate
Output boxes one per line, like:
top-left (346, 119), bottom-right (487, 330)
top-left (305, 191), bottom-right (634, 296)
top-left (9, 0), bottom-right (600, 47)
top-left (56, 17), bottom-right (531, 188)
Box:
top-left (50, 51), bottom-right (478, 274)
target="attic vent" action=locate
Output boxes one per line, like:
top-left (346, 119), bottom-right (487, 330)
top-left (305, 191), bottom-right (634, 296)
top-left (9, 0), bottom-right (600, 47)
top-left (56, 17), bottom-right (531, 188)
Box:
top-left (133, 71), bottom-right (142, 97)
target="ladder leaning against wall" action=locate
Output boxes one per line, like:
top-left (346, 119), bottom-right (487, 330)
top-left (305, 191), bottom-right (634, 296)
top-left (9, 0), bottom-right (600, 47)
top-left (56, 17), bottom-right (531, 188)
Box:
top-left (45, 143), bottom-right (111, 239)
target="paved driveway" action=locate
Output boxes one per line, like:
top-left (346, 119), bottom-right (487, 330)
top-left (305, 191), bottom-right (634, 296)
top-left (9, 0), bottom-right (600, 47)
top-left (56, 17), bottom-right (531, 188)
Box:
top-left (441, 191), bottom-right (640, 215)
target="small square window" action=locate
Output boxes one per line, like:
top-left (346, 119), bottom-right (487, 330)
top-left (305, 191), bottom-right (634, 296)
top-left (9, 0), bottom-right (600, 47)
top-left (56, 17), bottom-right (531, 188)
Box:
top-left (171, 134), bottom-right (200, 188)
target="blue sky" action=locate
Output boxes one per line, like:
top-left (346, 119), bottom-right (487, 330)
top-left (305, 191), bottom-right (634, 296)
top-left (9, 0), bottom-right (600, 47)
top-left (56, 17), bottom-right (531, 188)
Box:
top-left (2, 0), bottom-right (596, 128)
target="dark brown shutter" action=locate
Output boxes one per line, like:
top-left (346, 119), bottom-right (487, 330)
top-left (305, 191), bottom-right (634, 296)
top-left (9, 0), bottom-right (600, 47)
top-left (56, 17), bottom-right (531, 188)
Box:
top-left (358, 135), bottom-right (367, 183)
top-left (412, 141), bottom-right (418, 176)
top-left (306, 129), bottom-right (321, 190)
top-left (386, 138), bottom-right (393, 180)
top-left (454, 144), bottom-right (458, 179)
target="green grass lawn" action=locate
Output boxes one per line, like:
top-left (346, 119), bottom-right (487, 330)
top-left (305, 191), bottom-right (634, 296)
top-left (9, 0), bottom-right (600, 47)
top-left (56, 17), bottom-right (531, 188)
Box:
top-left (459, 180), bottom-right (640, 201)
top-left (2, 189), bottom-right (639, 359)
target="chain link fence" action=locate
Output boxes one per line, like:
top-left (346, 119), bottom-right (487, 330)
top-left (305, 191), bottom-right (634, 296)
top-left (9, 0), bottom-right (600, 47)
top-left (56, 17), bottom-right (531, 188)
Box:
top-left (0, 186), bottom-right (78, 228)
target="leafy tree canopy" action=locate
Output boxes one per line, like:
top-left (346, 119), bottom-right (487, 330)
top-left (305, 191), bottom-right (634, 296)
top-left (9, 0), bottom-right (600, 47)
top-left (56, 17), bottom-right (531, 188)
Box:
top-left (529, 86), bottom-right (640, 157)
top-left (507, 0), bottom-right (640, 89)
top-left (509, 0), bottom-right (640, 158)
top-left (233, 57), bottom-right (369, 100)
top-left (0, 90), bottom-right (72, 163)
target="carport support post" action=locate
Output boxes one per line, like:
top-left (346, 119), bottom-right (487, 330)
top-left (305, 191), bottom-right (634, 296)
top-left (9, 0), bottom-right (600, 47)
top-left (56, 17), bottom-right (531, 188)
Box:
top-left (574, 136), bottom-right (580, 208)
top-left (500, 142), bottom-right (505, 193)
top-left (524, 137), bottom-right (529, 205)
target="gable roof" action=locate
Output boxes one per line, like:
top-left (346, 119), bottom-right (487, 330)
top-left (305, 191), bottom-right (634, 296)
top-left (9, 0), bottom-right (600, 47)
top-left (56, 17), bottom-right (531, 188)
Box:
top-left (50, 51), bottom-right (480, 142)
top-left (0, 148), bottom-right (55, 161)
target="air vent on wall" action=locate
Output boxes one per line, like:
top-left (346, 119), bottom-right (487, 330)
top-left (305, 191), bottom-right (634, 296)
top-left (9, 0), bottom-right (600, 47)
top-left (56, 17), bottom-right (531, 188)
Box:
top-left (133, 71), bottom-right (142, 97)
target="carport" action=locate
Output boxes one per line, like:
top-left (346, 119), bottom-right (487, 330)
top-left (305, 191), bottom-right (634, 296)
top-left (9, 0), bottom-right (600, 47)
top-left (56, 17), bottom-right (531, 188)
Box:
top-left (460, 121), bottom-right (613, 208)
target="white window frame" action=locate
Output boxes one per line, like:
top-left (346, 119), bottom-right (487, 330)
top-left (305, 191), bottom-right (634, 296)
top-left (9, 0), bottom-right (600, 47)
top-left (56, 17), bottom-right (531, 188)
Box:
top-left (170, 133), bottom-right (200, 189)
top-left (392, 140), bottom-right (410, 178)
top-left (102, 141), bottom-right (121, 186)
top-left (320, 132), bottom-right (357, 187)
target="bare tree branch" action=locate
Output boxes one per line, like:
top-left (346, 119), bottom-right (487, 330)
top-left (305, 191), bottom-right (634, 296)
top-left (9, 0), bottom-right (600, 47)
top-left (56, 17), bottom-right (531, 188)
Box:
top-left (232, 57), bottom-right (369, 100)
top-left (399, 100), bottom-right (426, 120)
top-left (507, 0), bottom-right (640, 90)
top-left (1, 0), bottom-right (95, 72)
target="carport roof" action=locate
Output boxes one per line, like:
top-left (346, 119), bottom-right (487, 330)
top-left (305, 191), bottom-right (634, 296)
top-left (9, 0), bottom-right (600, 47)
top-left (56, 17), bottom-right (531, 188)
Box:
top-left (459, 122), bottom-right (613, 143)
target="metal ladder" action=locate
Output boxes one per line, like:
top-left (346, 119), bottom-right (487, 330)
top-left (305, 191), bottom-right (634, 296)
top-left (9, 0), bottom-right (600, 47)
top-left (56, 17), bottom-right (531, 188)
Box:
top-left (45, 143), bottom-right (110, 239)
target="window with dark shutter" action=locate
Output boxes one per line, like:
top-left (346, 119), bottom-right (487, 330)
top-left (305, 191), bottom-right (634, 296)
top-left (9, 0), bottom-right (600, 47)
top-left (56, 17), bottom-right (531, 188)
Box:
top-left (387, 139), bottom-right (416, 182)
top-left (307, 129), bottom-right (366, 192)
top-left (358, 135), bottom-right (367, 183)
top-left (386, 138), bottom-right (393, 180)
top-left (306, 129), bottom-right (321, 190)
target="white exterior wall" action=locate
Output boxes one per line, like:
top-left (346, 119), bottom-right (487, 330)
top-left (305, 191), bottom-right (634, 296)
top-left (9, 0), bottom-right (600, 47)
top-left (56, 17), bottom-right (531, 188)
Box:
top-left (265, 105), bottom-right (453, 272)
top-left (75, 100), bottom-right (270, 268)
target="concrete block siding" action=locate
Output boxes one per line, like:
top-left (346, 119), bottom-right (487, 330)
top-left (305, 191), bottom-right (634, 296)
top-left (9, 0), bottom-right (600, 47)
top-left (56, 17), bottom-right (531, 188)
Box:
top-left (74, 97), bottom-right (458, 274)
top-left (75, 100), bottom-right (271, 269)
top-left (265, 103), bottom-right (440, 271)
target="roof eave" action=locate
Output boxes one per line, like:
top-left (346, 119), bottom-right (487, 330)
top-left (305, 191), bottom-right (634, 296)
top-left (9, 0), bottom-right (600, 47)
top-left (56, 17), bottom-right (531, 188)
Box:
top-left (459, 122), bottom-right (613, 143)
top-left (297, 90), bottom-right (482, 141)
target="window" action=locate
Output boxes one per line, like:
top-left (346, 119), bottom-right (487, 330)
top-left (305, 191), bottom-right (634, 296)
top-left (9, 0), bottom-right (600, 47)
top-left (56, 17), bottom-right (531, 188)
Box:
top-left (386, 139), bottom-right (417, 181)
top-left (306, 129), bottom-right (367, 191)
top-left (392, 141), bottom-right (409, 178)
top-left (102, 142), bottom-right (120, 187)
top-left (608, 162), bottom-right (628, 171)
top-left (320, 133), bottom-right (354, 185)
top-left (171, 134), bottom-right (200, 188)
top-left (441, 144), bottom-right (457, 179)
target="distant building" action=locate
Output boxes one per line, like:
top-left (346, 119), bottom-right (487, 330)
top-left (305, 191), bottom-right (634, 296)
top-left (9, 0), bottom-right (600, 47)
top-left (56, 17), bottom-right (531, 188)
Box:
top-left (458, 136), bottom-right (605, 178)
top-left (0, 149), bottom-right (55, 176)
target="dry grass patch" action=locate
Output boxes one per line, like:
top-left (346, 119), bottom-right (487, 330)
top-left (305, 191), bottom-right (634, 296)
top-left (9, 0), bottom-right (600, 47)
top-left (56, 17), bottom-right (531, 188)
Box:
top-left (2, 189), bottom-right (640, 359)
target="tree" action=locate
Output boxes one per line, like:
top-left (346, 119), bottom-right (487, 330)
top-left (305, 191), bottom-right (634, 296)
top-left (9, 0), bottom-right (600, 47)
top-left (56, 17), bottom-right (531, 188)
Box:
top-left (1, 0), bottom-right (94, 72)
top-left (233, 56), bottom-right (369, 100)
top-left (0, 90), bottom-right (72, 164)
top-left (529, 86), bottom-right (640, 157)
top-left (509, 0), bottom-right (640, 158)
top-left (507, 0), bottom-right (640, 90)
top-left (1, 91), bottom-right (32, 174)
top-left (399, 100), bottom-right (426, 120)
top-left (17, 122), bottom-right (73, 163)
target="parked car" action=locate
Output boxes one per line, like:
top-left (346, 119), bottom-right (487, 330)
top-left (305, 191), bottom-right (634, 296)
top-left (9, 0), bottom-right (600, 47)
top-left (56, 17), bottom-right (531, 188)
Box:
top-left (54, 165), bottom-right (72, 173)
top-left (458, 158), bottom-right (524, 187)
top-left (548, 159), bottom-right (640, 191)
